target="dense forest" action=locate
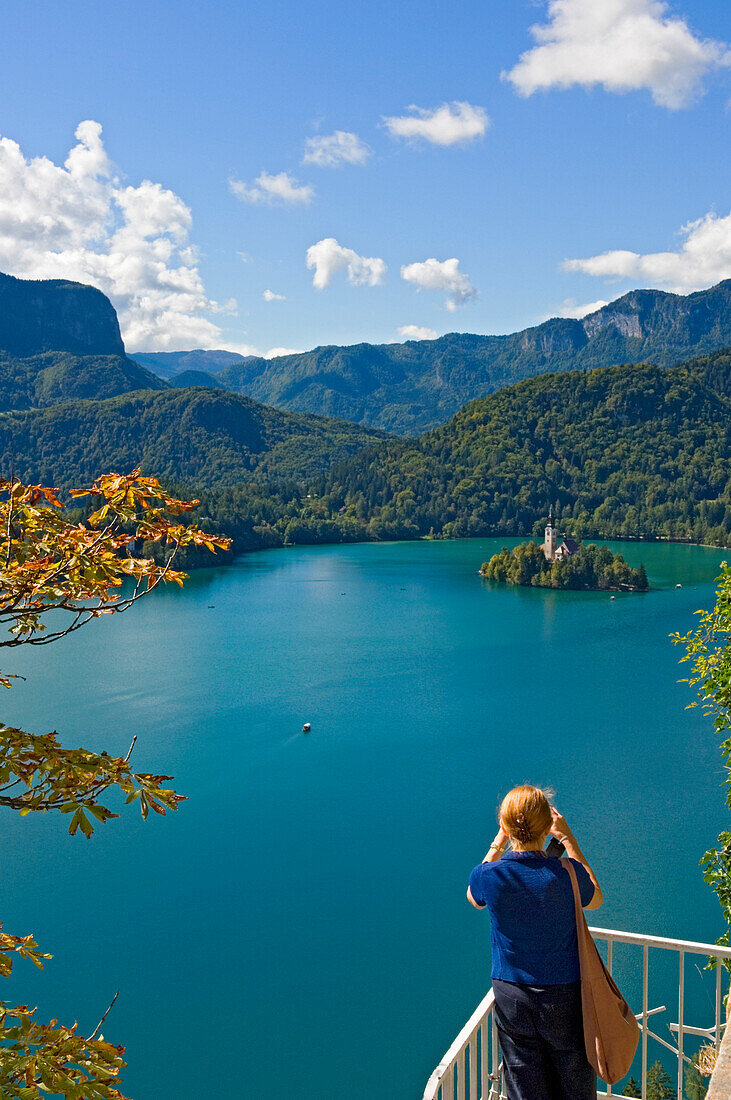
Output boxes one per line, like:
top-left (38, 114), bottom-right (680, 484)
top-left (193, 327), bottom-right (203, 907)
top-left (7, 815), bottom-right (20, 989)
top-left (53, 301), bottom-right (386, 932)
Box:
top-left (5, 348), bottom-right (729, 564)
top-left (172, 347), bottom-right (731, 561)
top-left (136, 279), bottom-right (731, 434)
top-left (0, 350), bottom-right (165, 411)
top-left (303, 348), bottom-right (731, 547)
top-left (0, 387), bottom-right (386, 487)
top-left (481, 541), bottom-right (649, 592)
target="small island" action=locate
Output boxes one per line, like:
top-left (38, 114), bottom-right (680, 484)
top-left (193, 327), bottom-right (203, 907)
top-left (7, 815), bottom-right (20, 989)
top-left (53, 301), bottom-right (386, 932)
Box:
top-left (481, 512), bottom-right (649, 592)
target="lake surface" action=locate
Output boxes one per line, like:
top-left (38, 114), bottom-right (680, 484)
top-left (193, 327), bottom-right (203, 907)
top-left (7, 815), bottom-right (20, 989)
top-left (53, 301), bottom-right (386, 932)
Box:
top-left (2, 537), bottom-right (729, 1098)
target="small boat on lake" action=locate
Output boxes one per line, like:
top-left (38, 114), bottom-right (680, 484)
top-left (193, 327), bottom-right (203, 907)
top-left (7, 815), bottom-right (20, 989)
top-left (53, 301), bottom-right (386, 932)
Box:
top-left (302, 722), bottom-right (311, 733)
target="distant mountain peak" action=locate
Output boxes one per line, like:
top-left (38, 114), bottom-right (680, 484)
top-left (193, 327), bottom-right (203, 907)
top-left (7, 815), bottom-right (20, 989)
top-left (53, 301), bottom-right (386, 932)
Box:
top-left (130, 349), bottom-right (256, 379)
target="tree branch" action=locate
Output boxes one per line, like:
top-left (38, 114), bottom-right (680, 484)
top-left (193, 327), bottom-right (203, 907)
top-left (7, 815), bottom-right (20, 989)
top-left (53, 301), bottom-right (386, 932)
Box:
top-left (88, 990), bottom-right (120, 1041)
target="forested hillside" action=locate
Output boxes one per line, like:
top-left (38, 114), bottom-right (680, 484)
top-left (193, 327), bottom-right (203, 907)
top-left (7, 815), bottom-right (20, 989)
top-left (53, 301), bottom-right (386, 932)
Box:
top-left (0, 350), bottom-right (166, 410)
top-left (0, 387), bottom-right (387, 487)
top-left (189, 349), bottom-right (731, 554)
top-left (161, 280), bottom-right (731, 434)
top-left (315, 348), bottom-right (731, 545)
top-left (2, 270), bottom-right (730, 562)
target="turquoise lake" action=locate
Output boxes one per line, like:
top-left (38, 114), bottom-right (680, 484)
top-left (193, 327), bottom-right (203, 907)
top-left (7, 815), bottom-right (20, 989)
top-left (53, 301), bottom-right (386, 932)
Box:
top-left (2, 537), bottom-right (730, 1098)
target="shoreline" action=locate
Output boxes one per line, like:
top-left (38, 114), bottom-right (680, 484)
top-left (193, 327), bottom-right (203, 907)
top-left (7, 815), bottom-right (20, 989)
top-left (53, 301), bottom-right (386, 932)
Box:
top-left (188, 530), bottom-right (729, 573)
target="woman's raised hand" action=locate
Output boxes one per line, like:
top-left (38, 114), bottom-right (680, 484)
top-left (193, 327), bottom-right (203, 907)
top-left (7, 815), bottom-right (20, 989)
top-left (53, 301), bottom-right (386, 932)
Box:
top-left (550, 806), bottom-right (571, 839)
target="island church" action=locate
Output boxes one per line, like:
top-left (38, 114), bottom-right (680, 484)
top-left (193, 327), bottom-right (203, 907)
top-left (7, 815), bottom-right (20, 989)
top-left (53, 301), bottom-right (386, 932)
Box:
top-left (542, 509), bottom-right (579, 563)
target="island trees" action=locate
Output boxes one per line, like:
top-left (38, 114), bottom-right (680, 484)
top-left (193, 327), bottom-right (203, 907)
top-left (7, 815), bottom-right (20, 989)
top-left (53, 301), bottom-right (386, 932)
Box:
top-left (0, 470), bottom-right (229, 1098)
top-left (480, 540), bottom-right (650, 592)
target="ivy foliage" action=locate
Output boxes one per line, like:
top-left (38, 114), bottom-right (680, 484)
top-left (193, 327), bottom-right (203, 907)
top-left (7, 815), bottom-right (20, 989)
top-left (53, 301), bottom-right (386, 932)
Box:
top-left (673, 563), bottom-right (731, 986)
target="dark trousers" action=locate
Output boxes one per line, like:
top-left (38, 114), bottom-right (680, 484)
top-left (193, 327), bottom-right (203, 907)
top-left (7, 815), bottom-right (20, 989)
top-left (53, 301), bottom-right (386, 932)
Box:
top-left (493, 979), bottom-right (596, 1100)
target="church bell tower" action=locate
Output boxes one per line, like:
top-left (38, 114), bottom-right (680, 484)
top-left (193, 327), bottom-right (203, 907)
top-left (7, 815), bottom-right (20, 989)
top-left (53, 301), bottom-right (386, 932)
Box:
top-left (543, 507), bottom-right (557, 562)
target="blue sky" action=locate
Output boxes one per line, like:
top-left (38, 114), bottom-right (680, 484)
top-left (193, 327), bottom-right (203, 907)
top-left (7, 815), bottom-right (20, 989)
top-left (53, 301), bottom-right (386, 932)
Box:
top-left (0, 0), bottom-right (729, 354)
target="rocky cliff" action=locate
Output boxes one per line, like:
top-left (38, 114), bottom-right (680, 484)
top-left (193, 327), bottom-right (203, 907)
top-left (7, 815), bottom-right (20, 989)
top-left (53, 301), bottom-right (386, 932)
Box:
top-left (0, 273), bottom-right (165, 409)
top-left (0, 273), bottom-right (126, 357)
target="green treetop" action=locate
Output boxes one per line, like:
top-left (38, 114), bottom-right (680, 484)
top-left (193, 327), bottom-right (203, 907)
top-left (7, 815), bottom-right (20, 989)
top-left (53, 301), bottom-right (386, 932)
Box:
top-left (646, 1059), bottom-right (676, 1099)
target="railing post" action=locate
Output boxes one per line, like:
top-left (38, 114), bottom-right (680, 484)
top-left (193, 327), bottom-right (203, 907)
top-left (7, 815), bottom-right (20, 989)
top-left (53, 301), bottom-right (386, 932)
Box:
top-left (606, 937), bottom-right (613, 1097)
top-left (469, 1033), bottom-right (478, 1100)
top-left (491, 1012), bottom-right (500, 1099)
top-left (480, 1022), bottom-right (489, 1100)
top-left (677, 950), bottom-right (685, 1100)
top-left (641, 944), bottom-right (648, 1100)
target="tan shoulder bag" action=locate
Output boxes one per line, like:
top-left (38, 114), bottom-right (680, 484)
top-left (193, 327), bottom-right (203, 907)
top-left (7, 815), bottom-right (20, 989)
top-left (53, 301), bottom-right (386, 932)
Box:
top-left (563, 857), bottom-right (639, 1084)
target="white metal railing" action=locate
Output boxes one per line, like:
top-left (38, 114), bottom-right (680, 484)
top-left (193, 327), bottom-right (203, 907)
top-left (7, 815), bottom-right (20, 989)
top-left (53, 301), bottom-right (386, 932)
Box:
top-left (422, 927), bottom-right (731, 1100)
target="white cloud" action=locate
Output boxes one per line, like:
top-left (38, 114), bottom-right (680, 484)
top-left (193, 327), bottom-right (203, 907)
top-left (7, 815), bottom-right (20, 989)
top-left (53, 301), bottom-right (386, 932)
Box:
top-left (553, 298), bottom-right (609, 319)
top-left (225, 342), bottom-right (262, 357)
top-left (398, 324), bottom-right (438, 340)
top-left (230, 171), bottom-right (314, 206)
top-left (504, 0), bottom-right (729, 110)
top-left (306, 237), bottom-right (387, 289)
top-left (382, 101), bottom-right (490, 146)
top-left (264, 347), bottom-right (303, 359)
top-left (563, 209), bottom-right (731, 293)
top-left (303, 131), bottom-right (371, 167)
top-left (263, 289), bottom-right (286, 301)
top-left (400, 257), bottom-right (476, 311)
top-left (207, 343), bottom-right (302, 359)
top-left (0, 120), bottom-right (235, 351)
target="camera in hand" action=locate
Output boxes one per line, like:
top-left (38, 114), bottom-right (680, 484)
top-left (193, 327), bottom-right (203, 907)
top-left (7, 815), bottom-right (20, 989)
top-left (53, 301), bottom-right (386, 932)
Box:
top-left (545, 836), bottom-right (566, 859)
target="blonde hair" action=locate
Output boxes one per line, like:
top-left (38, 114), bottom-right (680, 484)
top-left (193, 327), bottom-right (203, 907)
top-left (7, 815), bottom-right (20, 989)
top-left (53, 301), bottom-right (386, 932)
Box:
top-left (499, 785), bottom-right (553, 849)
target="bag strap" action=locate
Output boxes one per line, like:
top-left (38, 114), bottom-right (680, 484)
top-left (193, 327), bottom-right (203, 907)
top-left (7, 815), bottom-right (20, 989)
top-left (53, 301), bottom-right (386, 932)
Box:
top-left (562, 857), bottom-right (583, 918)
top-left (562, 856), bottom-right (591, 944)
top-left (563, 857), bottom-right (606, 970)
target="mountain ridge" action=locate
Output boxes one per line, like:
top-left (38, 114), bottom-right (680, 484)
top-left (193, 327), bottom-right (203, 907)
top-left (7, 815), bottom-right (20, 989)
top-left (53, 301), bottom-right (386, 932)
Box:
top-left (131, 348), bottom-right (252, 379)
top-left (133, 280), bottom-right (731, 434)
top-left (0, 273), bottom-right (166, 409)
